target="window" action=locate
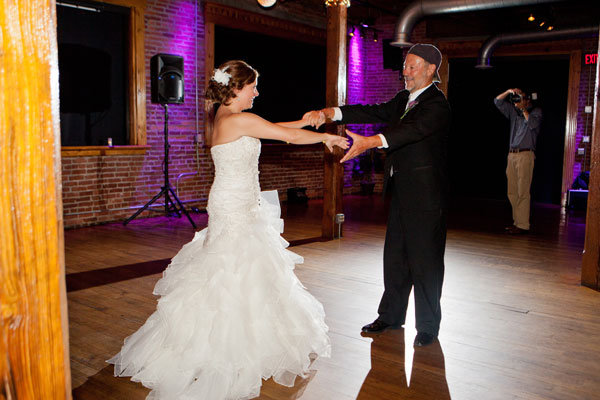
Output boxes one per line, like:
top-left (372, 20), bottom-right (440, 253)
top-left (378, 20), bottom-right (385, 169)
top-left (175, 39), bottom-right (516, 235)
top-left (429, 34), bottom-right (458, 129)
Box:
top-left (58, 0), bottom-right (147, 156)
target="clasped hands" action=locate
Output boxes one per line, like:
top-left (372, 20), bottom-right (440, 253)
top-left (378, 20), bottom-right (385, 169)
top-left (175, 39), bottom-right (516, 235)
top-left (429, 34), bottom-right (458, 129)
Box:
top-left (302, 109), bottom-right (379, 163)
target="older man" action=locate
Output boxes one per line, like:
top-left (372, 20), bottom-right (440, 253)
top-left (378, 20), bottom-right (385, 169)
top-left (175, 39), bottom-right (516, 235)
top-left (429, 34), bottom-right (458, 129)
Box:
top-left (308, 44), bottom-right (451, 347)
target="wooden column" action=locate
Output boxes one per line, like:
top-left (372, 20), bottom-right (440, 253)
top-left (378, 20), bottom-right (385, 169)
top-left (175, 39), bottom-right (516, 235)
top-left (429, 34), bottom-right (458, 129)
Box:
top-left (438, 51), bottom-right (450, 97)
top-left (581, 33), bottom-right (600, 290)
top-left (561, 50), bottom-right (582, 207)
top-left (322, 2), bottom-right (347, 240)
top-left (0, 1), bottom-right (71, 398)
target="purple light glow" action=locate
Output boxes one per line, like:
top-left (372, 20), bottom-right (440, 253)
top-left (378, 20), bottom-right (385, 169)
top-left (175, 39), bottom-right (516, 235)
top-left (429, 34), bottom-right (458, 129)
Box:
top-left (348, 33), bottom-right (364, 105)
top-left (169, 0), bottom-right (198, 56)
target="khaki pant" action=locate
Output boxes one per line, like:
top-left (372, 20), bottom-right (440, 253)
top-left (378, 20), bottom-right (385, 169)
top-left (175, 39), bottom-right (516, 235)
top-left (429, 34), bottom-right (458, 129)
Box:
top-left (506, 151), bottom-right (535, 230)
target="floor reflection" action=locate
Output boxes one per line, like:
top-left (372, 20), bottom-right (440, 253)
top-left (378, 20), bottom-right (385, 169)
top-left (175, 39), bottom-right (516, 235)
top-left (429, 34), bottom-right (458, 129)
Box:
top-left (357, 330), bottom-right (450, 400)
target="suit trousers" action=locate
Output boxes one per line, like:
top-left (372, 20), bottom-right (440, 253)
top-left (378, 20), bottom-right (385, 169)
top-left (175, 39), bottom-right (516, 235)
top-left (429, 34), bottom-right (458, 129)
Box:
top-left (377, 181), bottom-right (447, 336)
top-left (506, 151), bottom-right (535, 230)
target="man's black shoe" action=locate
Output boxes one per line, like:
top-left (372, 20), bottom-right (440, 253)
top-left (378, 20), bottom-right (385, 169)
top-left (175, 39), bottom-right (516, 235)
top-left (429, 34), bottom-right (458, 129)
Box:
top-left (505, 225), bottom-right (529, 235)
top-left (361, 319), bottom-right (392, 333)
top-left (413, 332), bottom-right (436, 347)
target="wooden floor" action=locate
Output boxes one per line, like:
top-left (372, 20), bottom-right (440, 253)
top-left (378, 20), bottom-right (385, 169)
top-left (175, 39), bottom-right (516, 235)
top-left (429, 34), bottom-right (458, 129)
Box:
top-left (65, 195), bottom-right (600, 400)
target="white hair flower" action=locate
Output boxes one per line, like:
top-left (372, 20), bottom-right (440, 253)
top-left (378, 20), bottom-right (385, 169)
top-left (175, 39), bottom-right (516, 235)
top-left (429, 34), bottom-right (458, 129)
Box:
top-left (212, 68), bottom-right (231, 86)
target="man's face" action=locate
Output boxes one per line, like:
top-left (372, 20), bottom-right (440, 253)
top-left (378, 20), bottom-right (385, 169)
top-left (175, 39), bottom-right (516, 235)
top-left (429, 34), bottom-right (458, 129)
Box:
top-left (403, 54), bottom-right (435, 93)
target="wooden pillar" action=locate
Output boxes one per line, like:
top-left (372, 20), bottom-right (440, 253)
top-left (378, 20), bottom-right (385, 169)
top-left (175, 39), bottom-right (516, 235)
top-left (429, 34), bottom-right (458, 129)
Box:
top-left (561, 50), bottom-right (582, 207)
top-left (438, 50), bottom-right (450, 97)
top-left (322, 2), bottom-right (348, 240)
top-left (581, 33), bottom-right (600, 290)
top-left (0, 1), bottom-right (71, 398)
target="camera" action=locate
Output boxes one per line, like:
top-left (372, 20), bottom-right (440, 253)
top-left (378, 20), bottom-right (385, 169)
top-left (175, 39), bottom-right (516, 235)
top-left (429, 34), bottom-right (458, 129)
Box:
top-left (508, 93), bottom-right (523, 104)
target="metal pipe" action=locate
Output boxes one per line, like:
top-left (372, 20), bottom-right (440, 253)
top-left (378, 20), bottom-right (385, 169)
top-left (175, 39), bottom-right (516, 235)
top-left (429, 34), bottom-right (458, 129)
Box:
top-left (392, 0), bottom-right (564, 47)
top-left (176, 171), bottom-right (198, 197)
top-left (476, 26), bottom-right (599, 68)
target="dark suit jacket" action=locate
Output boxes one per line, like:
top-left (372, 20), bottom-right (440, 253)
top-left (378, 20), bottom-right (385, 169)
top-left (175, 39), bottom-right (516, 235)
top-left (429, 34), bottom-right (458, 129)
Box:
top-left (340, 84), bottom-right (451, 211)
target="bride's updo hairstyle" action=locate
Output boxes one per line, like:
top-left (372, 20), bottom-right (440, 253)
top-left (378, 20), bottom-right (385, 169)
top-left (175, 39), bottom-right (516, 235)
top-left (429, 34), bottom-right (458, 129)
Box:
top-left (205, 60), bottom-right (259, 144)
top-left (206, 60), bottom-right (258, 106)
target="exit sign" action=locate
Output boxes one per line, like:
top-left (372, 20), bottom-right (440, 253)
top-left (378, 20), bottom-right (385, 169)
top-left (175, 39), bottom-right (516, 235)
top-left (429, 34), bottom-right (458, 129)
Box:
top-left (585, 53), bottom-right (598, 64)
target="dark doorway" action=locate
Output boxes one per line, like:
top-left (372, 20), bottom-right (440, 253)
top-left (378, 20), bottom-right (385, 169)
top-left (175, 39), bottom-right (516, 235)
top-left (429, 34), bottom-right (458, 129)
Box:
top-left (447, 56), bottom-right (569, 204)
top-left (214, 26), bottom-right (326, 123)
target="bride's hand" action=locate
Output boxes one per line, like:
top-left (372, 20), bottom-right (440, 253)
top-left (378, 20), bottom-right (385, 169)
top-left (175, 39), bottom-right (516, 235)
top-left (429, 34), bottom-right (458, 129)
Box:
top-left (323, 134), bottom-right (350, 152)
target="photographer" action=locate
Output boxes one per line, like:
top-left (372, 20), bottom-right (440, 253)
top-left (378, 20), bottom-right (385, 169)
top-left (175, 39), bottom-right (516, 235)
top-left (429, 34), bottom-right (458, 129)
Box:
top-left (494, 88), bottom-right (542, 234)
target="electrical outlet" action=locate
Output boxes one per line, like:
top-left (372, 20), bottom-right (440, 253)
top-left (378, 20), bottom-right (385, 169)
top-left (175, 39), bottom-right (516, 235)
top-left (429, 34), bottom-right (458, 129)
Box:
top-left (583, 136), bottom-right (590, 143)
top-left (195, 134), bottom-right (202, 143)
top-left (577, 148), bottom-right (585, 155)
top-left (585, 106), bottom-right (592, 113)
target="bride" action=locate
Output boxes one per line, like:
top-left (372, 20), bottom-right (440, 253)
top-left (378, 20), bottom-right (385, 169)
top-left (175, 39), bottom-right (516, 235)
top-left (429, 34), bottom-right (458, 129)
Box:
top-left (108, 60), bottom-right (348, 399)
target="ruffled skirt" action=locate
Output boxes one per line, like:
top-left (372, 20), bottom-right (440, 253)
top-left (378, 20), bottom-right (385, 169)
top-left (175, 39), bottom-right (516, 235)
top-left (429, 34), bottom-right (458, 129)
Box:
top-left (108, 191), bottom-right (331, 399)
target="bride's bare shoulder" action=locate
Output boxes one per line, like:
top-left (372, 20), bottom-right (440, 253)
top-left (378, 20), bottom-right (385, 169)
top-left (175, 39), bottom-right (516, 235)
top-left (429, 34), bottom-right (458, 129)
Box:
top-left (212, 113), bottom-right (260, 146)
top-left (222, 112), bottom-right (263, 125)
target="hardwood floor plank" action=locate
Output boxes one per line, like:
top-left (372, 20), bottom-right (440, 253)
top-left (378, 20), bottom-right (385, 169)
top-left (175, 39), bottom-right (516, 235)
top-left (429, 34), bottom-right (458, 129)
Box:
top-left (65, 196), bottom-right (600, 399)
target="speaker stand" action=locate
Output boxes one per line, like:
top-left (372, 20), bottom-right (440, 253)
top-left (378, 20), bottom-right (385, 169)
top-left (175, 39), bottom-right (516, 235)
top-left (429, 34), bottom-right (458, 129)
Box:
top-left (124, 104), bottom-right (197, 229)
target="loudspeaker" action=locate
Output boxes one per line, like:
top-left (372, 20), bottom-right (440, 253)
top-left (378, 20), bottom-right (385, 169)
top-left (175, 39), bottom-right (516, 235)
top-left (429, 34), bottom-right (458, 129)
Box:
top-left (151, 54), bottom-right (184, 104)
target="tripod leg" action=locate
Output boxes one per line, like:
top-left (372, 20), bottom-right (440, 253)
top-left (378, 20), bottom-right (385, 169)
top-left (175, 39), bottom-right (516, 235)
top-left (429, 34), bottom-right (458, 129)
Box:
top-left (123, 187), bottom-right (167, 225)
top-left (167, 186), bottom-right (197, 229)
top-left (165, 191), bottom-right (182, 217)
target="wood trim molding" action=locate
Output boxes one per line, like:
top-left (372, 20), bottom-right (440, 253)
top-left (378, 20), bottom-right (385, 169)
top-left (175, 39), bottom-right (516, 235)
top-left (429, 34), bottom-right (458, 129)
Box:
top-left (581, 29), bottom-right (600, 290)
top-left (438, 38), bottom-right (586, 59)
top-left (61, 0), bottom-right (147, 154)
top-left (439, 38), bottom-right (587, 210)
top-left (204, 2), bottom-right (326, 46)
top-left (61, 145), bottom-right (150, 157)
top-left (561, 50), bottom-right (582, 206)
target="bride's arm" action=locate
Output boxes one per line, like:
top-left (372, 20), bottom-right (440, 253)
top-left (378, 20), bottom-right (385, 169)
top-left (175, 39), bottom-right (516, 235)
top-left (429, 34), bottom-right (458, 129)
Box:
top-left (275, 120), bottom-right (307, 129)
top-left (275, 111), bottom-right (325, 129)
top-left (232, 113), bottom-right (349, 151)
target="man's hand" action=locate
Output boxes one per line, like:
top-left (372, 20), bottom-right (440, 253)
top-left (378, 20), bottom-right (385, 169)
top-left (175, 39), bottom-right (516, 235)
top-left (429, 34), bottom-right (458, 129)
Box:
top-left (302, 111), bottom-right (326, 129)
top-left (340, 129), bottom-right (382, 163)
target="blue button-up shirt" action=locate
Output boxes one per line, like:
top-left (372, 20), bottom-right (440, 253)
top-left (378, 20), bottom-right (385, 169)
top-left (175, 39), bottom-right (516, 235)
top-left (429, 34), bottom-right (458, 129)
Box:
top-left (494, 98), bottom-right (542, 150)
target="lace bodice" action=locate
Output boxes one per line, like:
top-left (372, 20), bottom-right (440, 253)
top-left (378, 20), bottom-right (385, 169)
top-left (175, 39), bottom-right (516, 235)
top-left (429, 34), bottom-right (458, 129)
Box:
top-left (207, 136), bottom-right (261, 234)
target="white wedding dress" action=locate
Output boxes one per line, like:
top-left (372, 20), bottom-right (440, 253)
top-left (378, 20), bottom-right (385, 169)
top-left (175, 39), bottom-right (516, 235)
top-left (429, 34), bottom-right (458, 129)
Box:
top-left (108, 136), bottom-right (331, 400)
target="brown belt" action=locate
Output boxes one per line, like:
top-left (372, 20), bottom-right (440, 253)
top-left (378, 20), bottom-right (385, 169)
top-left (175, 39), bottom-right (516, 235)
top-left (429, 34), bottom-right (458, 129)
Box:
top-left (509, 148), bottom-right (532, 153)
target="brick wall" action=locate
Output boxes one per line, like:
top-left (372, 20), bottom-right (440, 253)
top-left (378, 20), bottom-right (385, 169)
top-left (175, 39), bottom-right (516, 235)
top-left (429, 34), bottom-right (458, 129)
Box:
top-left (61, 0), bottom-right (328, 228)
top-left (62, 0), bottom-right (209, 228)
top-left (573, 38), bottom-right (599, 182)
top-left (61, 1), bottom-right (597, 227)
